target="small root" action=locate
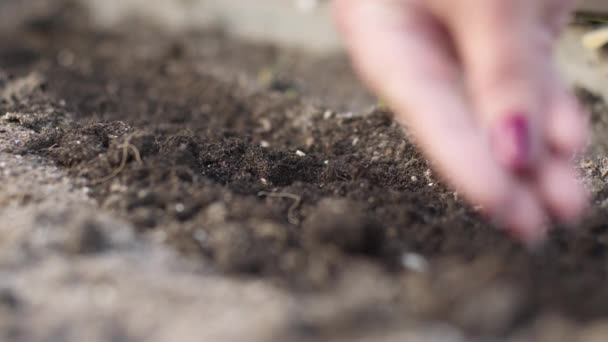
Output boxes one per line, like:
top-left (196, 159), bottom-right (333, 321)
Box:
top-left (403, 157), bottom-right (417, 169)
top-left (90, 136), bottom-right (143, 185)
top-left (258, 191), bottom-right (302, 225)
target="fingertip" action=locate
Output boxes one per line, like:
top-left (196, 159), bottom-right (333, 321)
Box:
top-left (547, 93), bottom-right (589, 157)
top-left (499, 188), bottom-right (549, 245)
top-left (537, 159), bottom-right (589, 225)
top-left (477, 181), bottom-right (548, 245)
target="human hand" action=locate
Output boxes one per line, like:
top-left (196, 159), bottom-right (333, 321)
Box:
top-left (332, 0), bottom-right (588, 244)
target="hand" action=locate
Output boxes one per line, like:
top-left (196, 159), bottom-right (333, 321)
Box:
top-left (332, 0), bottom-right (588, 244)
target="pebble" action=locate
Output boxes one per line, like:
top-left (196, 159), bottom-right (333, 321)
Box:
top-left (295, 150), bottom-right (306, 157)
top-left (401, 253), bottom-right (429, 273)
top-left (337, 112), bottom-right (354, 119)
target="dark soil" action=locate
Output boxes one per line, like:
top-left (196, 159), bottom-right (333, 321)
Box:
top-left (4, 3), bottom-right (608, 340)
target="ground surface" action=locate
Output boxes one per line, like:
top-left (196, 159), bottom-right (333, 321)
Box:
top-left (4, 3), bottom-right (608, 342)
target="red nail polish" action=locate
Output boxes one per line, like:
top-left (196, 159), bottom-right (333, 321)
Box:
top-left (492, 113), bottom-right (531, 172)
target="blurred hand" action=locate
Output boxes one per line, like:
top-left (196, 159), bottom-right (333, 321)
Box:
top-left (332, 0), bottom-right (588, 244)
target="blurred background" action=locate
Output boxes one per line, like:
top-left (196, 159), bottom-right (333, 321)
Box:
top-left (3, 0), bottom-right (608, 98)
top-left (1, 0), bottom-right (607, 49)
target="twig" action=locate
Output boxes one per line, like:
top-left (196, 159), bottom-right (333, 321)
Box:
top-left (258, 191), bottom-right (302, 225)
top-left (91, 136), bottom-right (142, 185)
top-left (403, 157), bottom-right (417, 169)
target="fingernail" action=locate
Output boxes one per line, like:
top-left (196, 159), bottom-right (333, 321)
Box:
top-left (492, 113), bottom-right (531, 172)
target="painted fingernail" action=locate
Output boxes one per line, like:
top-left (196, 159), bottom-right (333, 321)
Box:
top-left (492, 113), bottom-right (531, 172)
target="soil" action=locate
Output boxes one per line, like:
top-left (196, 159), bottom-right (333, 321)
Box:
top-left (4, 2), bottom-right (608, 342)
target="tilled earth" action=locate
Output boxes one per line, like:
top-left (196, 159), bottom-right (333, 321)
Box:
top-left (4, 3), bottom-right (608, 342)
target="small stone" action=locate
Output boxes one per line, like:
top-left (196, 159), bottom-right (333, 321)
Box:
top-left (338, 112), bottom-right (354, 119)
top-left (295, 150), bottom-right (306, 157)
top-left (401, 253), bottom-right (429, 273)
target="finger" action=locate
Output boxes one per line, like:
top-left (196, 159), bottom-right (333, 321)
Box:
top-left (536, 157), bottom-right (588, 224)
top-left (505, 187), bottom-right (549, 246)
top-left (332, 0), bottom-right (547, 238)
top-left (546, 83), bottom-right (589, 157)
top-left (445, 1), bottom-right (550, 173)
